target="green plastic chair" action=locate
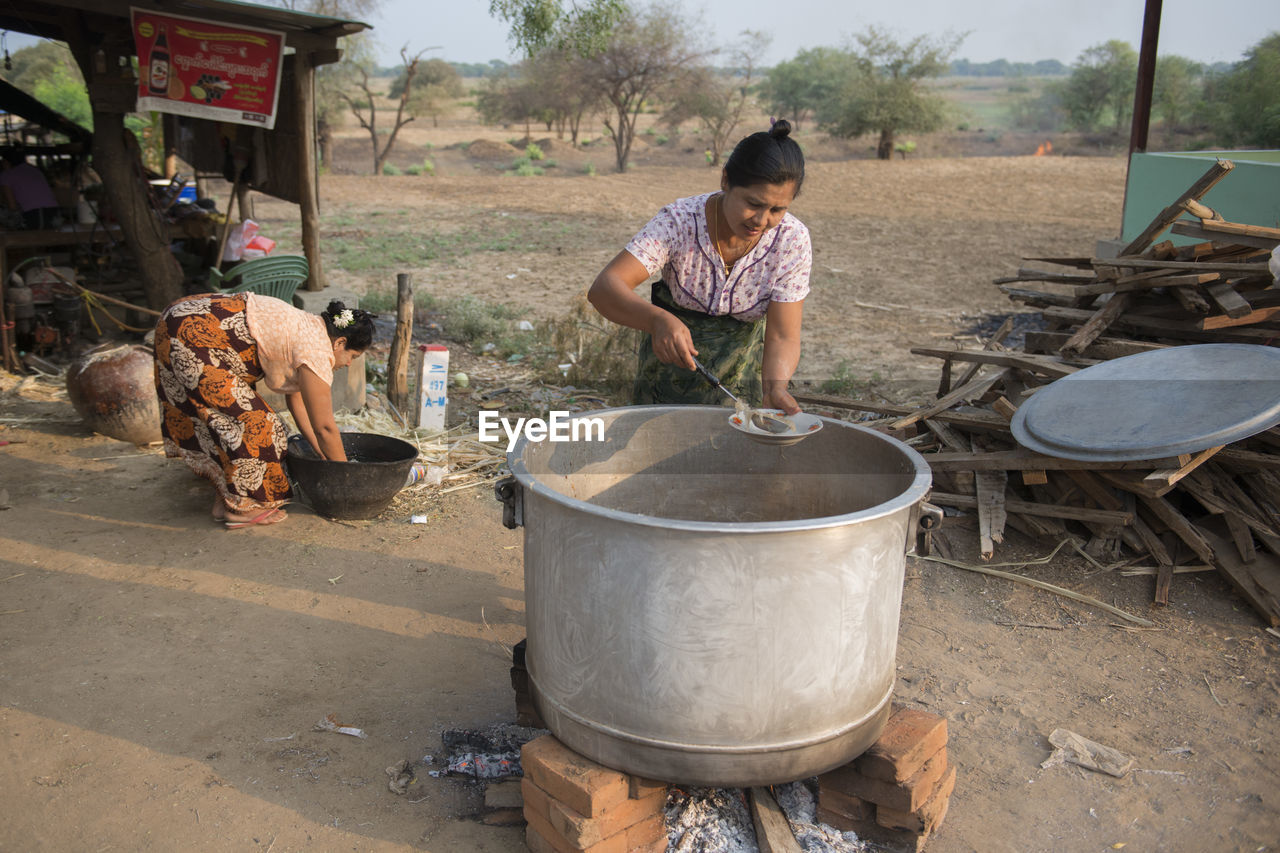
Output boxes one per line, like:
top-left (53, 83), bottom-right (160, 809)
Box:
top-left (208, 255), bottom-right (309, 303)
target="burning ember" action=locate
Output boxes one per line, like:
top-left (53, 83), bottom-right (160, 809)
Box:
top-left (1033, 140), bottom-right (1054, 156)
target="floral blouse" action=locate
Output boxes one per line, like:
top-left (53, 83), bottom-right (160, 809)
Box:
top-left (244, 293), bottom-right (334, 393)
top-left (624, 192), bottom-right (812, 321)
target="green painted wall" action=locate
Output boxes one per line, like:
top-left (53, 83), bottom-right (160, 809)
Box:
top-left (1122, 151), bottom-right (1280, 245)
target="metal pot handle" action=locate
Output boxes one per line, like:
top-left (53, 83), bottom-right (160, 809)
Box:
top-left (907, 501), bottom-right (944, 557)
top-left (495, 475), bottom-right (524, 529)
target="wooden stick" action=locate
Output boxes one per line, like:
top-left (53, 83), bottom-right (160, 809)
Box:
top-left (1092, 257), bottom-right (1271, 275)
top-left (1120, 159), bottom-right (1234, 256)
top-left (930, 492), bottom-right (1134, 525)
top-left (41, 267), bottom-right (163, 318)
top-left (889, 369), bottom-right (1011, 431)
top-left (1201, 280), bottom-right (1254, 319)
top-left (910, 347), bottom-right (1077, 378)
top-left (749, 788), bottom-right (803, 853)
top-left (387, 272), bottom-right (414, 412)
top-left (1059, 292), bottom-right (1132, 356)
top-left (1171, 220), bottom-right (1280, 251)
top-left (920, 553), bottom-right (1155, 626)
top-left (953, 316), bottom-right (1015, 389)
top-left (1199, 305), bottom-right (1280, 330)
top-left (1070, 272), bottom-right (1220, 297)
top-left (214, 173), bottom-right (243, 274)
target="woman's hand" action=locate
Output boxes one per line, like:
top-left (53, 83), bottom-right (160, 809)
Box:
top-left (650, 311), bottom-right (698, 370)
top-left (763, 381), bottom-right (800, 415)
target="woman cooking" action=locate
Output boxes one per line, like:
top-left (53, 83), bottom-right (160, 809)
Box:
top-left (588, 119), bottom-right (810, 413)
top-left (154, 293), bottom-right (374, 528)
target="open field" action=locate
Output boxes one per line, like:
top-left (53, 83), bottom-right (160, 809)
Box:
top-left (2, 130), bottom-right (1278, 853)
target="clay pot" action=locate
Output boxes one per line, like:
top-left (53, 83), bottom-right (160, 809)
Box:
top-left (65, 343), bottom-right (162, 445)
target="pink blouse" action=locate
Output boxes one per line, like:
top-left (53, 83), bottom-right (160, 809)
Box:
top-left (624, 192), bottom-right (811, 321)
top-left (244, 293), bottom-right (334, 393)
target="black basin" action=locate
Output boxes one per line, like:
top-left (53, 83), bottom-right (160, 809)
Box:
top-left (287, 432), bottom-right (418, 519)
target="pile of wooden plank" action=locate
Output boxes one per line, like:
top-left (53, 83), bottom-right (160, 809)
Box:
top-left (796, 159), bottom-right (1280, 626)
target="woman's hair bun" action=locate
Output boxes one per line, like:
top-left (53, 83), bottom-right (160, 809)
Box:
top-left (326, 300), bottom-right (347, 314)
top-left (769, 118), bottom-right (793, 140)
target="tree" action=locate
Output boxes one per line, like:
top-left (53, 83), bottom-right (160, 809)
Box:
top-left (1209, 32), bottom-right (1280, 148)
top-left (662, 31), bottom-right (769, 166)
top-left (389, 58), bottom-right (464, 127)
top-left (820, 27), bottom-right (963, 160)
top-left (339, 46), bottom-right (431, 174)
top-left (475, 62), bottom-right (550, 141)
top-left (759, 47), bottom-right (851, 132)
top-left (1153, 55), bottom-right (1203, 129)
top-left (489, 0), bottom-right (625, 58)
top-left (1060, 40), bottom-right (1137, 133)
top-left (584, 2), bottom-right (704, 172)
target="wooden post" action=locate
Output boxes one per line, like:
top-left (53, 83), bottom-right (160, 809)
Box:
top-left (296, 52), bottom-right (324, 292)
top-left (388, 273), bottom-right (414, 412)
top-left (1128, 0), bottom-right (1162, 155)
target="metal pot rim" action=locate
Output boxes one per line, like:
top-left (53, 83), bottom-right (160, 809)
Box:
top-left (506, 404), bottom-right (933, 533)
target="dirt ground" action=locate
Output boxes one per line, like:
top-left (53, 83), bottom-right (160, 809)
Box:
top-left (2, 143), bottom-right (1278, 852)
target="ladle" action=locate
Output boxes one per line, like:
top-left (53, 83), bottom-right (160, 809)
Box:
top-left (691, 358), bottom-right (792, 434)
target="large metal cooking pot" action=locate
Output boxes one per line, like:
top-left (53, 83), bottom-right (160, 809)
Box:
top-left (497, 405), bottom-right (939, 787)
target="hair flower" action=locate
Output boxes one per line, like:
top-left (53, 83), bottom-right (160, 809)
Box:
top-left (333, 309), bottom-right (355, 329)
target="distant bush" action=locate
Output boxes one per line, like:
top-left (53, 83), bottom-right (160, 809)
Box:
top-left (382, 162), bottom-right (402, 175)
top-left (406, 158), bottom-right (435, 176)
top-left (525, 143), bottom-right (545, 161)
top-left (582, 163), bottom-right (597, 176)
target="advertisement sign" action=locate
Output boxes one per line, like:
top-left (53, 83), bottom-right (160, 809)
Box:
top-left (132, 8), bottom-right (285, 129)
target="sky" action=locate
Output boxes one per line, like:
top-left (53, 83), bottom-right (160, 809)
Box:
top-left (353, 0), bottom-right (1279, 67)
top-left (3, 0), bottom-right (1276, 68)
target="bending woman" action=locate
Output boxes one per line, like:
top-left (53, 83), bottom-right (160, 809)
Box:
top-left (588, 120), bottom-right (811, 413)
top-left (154, 294), bottom-right (374, 527)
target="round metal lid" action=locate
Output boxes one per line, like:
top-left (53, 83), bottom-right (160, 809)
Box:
top-left (1010, 344), bottom-right (1280, 461)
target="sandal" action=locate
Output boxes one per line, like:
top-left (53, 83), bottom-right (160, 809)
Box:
top-left (225, 507), bottom-right (288, 529)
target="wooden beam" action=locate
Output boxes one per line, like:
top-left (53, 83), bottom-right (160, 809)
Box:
top-left (1070, 272), bottom-right (1220, 297)
top-left (1198, 305), bottom-right (1280, 330)
top-left (1042, 306), bottom-right (1279, 344)
top-left (909, 347), bottom-right (1078, 378)
top-left (1059, 292), bottom-right (1132, 356)
top-left (296, 52), bottom-right (324, 292)
top-left (1170, 220), bottom-right (1280, 251)
top-left (1119, 159), bottom-right (1234, 256)
top-left (931, 492), bottom-right (1134, 525)
top-left (925, 450), bottom-right (1186, 472)
top-left (1092, 256), bottom-right (1271, 276)
top-left (749, 788), bottom-right (802, 853)
top-left (889, 369), bottom-right (1011, 431)
top-left (1200, 280), bottom-right (1254, 318)
top-left (387, 273), bottom-right (414, 412)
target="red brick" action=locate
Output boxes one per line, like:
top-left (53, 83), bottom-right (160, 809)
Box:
top-left (876, 765), bottom-right (957, 834)
top-left (522, 776), bottom-right (665, 848)
top-left (522, 735), bottom-right (630, 818)
top-left (855, 705), bottom-right (948, 783)
top-left (628, 776), bottom-right (667, 800)
top-left (623, 812), bottom-right (666, 849)
top-left (820, 747), bottom-right (947, 812)
top-left (523, 803), bottom-right (628, 853)
top-left (815, 807), bottom-right (927, 853)
top-left (627, 837), bottom-right (668, 853)
top-left (818, 787), bottom-right (875, 822)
